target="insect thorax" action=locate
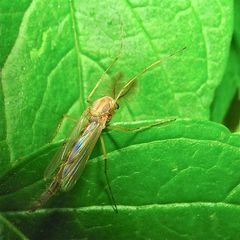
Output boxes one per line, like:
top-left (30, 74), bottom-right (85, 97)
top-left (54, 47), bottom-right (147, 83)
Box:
top-left (90, 96), bottom-right (117, 117)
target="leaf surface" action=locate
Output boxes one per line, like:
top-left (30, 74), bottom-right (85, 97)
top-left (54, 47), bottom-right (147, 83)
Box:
top-left (1, 120), bottom-right (240, 239)
top-left (0, 0), bottom-right (238, 239)
top-left (0, 0), bottom-right (233, 162)
top-left (211, 44), bottom-right (240, 123)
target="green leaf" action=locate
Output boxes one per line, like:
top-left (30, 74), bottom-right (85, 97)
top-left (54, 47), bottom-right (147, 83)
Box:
top-left (234, 0), bottom-right (240, 131)
top-left (212, 0), bottom-right (240, 131)
top-left (210, 44), bottom-right (240, 123)
top-left (0, 0), bottom-right (31, 67)
top-left (0, 0), bottom-right (238, 239)
top-left (0, 214), bottom-right (28, 240)
top-left (0, 0), bottom-right (233, 163)
top-left (234, 0), bottom-right (240, 48)
top-left (1, 120), bottom-right (240, 239)
top-left (0, 1), bottom-right (32, 176)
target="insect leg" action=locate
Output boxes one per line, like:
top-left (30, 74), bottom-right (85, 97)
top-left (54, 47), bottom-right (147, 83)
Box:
top-left (87, 23), bottom-right (123, 103)
top-left (107, 118), bottom-right (176, 132)
top-left (49, 114), bottom-right (78, 143)
top-left (100, 135), bottom-right (118, 213)
top-left (115, 47), bottom-right (186, 101)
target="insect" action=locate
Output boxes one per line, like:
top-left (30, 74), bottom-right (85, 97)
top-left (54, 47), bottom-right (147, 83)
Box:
top-left (29, 30), bottom-right (186, 212)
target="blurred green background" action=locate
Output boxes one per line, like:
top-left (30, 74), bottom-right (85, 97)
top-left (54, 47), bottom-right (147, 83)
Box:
top-left (0, 0), bottom-right (240, 239)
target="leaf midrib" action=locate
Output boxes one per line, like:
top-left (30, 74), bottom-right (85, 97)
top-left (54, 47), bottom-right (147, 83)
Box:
top-left (3, 202), bottom-right (240, 215)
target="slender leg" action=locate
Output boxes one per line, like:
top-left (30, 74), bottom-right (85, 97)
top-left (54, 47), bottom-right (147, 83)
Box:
top-left (112, 72), bottom-right (124, 99)
top-left (115, 47), bottom-right (186, 101)
top-left (107, 118), bottom-right (176, 132)
top-left (49, 114), bottom-right (78, 143)
top-left (87, 23), bottom-right (123, 103)
top-left (100, 136), bottom-right (118, 213)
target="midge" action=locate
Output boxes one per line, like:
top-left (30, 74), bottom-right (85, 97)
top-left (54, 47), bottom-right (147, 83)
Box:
top-left (29, 34), bottom-right (186, 212)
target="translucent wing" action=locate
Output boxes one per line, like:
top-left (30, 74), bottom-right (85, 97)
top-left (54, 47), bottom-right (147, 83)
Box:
top-left (60, 121), bottom-right (103, 191)
top-left (44, 110), bottom-right (90, 180)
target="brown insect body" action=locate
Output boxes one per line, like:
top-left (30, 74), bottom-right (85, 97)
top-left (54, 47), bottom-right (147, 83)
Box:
top-left (29, 96), bottom-right (118, 211)
top-left (29, 34), bottom-right (185, 211)
top-left (89, 96), bottom-right (117, 124)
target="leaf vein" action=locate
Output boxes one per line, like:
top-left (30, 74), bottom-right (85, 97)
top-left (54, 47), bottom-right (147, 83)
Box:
top-left (69, 0), bottom-right (84, 105)
top-left (124, 0), bottom-right (180, 115)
